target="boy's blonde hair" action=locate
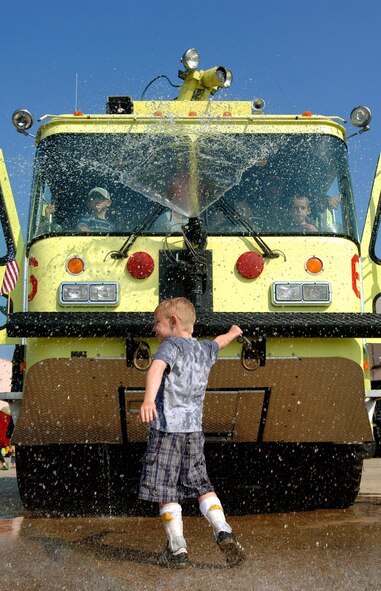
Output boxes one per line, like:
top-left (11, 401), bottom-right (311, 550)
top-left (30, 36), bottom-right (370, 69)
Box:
top-left (155, 297), bottom-right (196, 332)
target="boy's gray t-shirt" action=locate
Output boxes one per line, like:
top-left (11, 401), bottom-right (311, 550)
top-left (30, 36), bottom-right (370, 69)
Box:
top-left (151, 336), bottom-right (219, 433)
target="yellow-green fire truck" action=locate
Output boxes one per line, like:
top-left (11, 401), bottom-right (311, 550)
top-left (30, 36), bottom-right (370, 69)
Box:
top-left (1, 49), bottom-right (381, 514)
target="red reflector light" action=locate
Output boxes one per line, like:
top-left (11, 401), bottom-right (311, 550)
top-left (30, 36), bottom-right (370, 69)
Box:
top-left (236, 252), bottom-right (264, 279)
top-left (127, 252), bottom-right (155, 279)
top-left (302, 111), bottom-right (312, 117)
top-left (188, 111), bottom-right (198, 117)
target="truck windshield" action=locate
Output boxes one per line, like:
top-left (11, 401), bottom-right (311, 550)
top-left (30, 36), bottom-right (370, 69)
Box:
top-left (30, 132), bottom-right (357, 241)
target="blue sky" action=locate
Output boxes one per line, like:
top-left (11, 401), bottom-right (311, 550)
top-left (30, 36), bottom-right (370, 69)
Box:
top-left (0, 0), bottom-right (380, 236)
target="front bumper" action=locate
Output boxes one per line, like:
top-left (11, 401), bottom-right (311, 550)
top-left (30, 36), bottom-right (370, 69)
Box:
top-left (6, 311), bottom-right (381, 338)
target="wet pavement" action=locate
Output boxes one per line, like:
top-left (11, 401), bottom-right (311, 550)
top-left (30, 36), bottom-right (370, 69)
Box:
top-left (0, 461), bottom-right (380, 591)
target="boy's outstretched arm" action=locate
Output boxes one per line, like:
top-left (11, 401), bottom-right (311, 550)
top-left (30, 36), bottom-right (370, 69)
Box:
top-left (140, 359), bottom-right (167, 423)
top-left (214, 324), bottom-right (243, 350)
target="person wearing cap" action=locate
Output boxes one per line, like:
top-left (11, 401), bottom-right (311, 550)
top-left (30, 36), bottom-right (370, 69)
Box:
top-left (76, 187), bottom-right (115, 232)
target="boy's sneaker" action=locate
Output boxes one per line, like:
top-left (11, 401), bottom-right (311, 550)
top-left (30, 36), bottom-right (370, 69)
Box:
top-left (157, 545), bottom-right (189, 569)
top-left (216, 530), bottom-right (245, 566)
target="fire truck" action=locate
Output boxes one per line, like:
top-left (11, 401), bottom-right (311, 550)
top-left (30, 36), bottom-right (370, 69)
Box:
top-left (1, 48), bottom-right (381, 514)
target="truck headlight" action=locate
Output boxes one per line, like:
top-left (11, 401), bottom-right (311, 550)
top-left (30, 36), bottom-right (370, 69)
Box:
top-left (61, 283), bottom-right (89, 302)
top-left (273, 283), bottom-right (302, 301)
top-left (272, 282), bottom-right (331, 305)
top-left (302, 283), bottom-right (330, 302)
top-left (60, 282), bottom-right (119, 305)
top-left (89, 283), bottom-right (118, 302)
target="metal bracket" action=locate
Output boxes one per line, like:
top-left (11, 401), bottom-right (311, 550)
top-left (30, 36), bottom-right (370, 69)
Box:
top-left (238, 336), bottom-right (266, 371)
top-left (126, 335), bottom-right (152, 370)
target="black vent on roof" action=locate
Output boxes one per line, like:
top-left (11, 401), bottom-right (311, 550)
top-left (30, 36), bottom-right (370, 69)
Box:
top-left (106, 96), bottom-right (133, 114)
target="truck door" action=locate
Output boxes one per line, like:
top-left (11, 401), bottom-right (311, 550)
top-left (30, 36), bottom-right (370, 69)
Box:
top-left (361, 154), bottom-right (381, 445)
top-left (361, 154), bottom-right (381, 314)
top-left (0, 149), bottom-right (24, 345)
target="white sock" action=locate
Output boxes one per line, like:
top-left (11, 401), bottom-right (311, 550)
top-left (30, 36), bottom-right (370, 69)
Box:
top-left (199, 496), bottom-right (232, 536)
top-left (159, 503), bottom-right (187, 553)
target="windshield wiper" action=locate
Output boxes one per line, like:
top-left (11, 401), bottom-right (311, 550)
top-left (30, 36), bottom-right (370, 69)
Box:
top-left (107, 203), bottom-right (166, 260)
top-left (217, 198), bottom-right (279, 259)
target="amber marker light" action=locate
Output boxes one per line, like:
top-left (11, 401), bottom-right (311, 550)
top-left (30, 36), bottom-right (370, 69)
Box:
top-left (66, 256), bottom-right (85, 275)
top-left (305, 256), bottom-right (324, 275)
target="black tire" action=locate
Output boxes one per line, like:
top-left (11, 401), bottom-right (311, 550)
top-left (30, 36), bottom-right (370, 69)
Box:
top-left (308, 445), bottom-right (364, 509)
top-left (15, 442), bottom-right (365, 516)
top-left (15, 443), bottom-right (154, 516)
top-left (205, 442), bottom-right (365, 514)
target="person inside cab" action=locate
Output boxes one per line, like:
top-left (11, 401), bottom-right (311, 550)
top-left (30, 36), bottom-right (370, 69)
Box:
top-left (37, 202), bottom-right (62, 234)
top-left (36, 187), bottom-right (114, 234)
top-left (76, 188), bottom-right (114, 232)
top-left (289, 196), bottom-right (318, 233)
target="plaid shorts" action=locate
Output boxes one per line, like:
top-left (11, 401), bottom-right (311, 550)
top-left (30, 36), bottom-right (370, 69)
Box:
top-left (138, 429), bottom-right (214, 503)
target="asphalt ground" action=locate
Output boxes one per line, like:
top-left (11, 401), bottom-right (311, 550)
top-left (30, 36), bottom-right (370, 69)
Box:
top-left (1, 459), bottom-right (380, 591)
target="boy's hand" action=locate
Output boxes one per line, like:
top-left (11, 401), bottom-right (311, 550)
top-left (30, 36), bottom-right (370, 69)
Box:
top-left (140, 359), bottom-right (166, 423)
top-left (140, 400), bottom-right (158, 423)
top-left (229, 325), bottom-right (243, 338)
top-left (45, 204), bottom-right (56, 217)
top-left (214, 324), bottom-right (243, 350)
top-left (302, 223), bottom-right (318, 232)
top-left (327, 195), bottom-right (341, 211)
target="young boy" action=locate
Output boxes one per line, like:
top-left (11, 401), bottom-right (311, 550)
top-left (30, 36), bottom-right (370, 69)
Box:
top-left (290, 196), bottom-right (318, 233)
top-left (77, 187), bottom-right (114, 232)
top-left (139, 297), bottom-right (245, 568)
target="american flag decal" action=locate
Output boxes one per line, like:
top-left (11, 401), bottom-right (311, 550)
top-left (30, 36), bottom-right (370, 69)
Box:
top-left (0, 247), bottom-right (20, 295)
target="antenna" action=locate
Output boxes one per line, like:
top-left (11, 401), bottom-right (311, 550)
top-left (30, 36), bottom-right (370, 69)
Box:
top-left (75, 73), bottom-right (79, 112)
top-left (74, 73), bottom-right (83, 116)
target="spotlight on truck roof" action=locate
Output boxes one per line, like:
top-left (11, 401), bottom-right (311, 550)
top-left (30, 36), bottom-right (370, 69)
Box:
top-left (223, 69), bottom-right (233, 89)
top-left (177, 49), bottom-right (233, 100)
top-left (180, 48), bottom-right (200, 71)
top-left (12, 109), bottom-right (34, 133)
top-left (202, 67), bottom-right (231, 91)
top-left (350, 106), bottom-right (372, 129)
top-left (252, 98), bottom-right (266, 112)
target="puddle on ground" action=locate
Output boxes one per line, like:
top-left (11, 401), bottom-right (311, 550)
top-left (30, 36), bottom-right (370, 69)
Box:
top-left (0, 498), bottom-right (380, 591)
